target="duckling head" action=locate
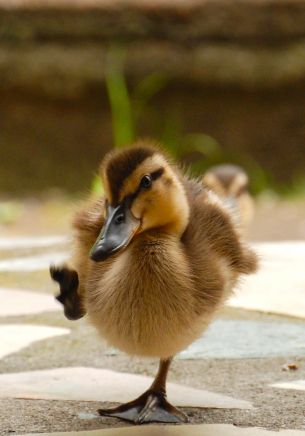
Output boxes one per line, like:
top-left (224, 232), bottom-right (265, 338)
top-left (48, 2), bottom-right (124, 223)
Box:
top-left (202, 164), bottom-right (249, 199)
top-left (90, 143), bottom-right (189, 262)
top-left (202, 164), bottom-right (254, 228)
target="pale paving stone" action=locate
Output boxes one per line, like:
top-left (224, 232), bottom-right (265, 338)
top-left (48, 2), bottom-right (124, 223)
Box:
top-left (0, 236), bottom-right (67, 250)
top-left (0, 367), bottom-right (252, 409)
top-left (19, 423), bottom-right (305, 436)
top-left (0, 288), bottom-right (61, 316)
top-left (179, 319), bottom-right (305, 359)
top-left (0, 324), bottom-right (70, 359)
top-left (228, 241), bottom-right (305, 319)
top-left (271, 380), bottom-right (305, 391)
top-left (0, 252), bottom-right (68, 272)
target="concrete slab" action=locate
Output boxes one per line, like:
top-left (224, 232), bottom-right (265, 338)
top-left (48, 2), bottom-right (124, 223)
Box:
top-left (0, 324), bottom-right (70, 359)
top-left (0, 252), bottom-right (68, 272)
top-left (18, 424), bottom-right (305, 436)
top-left (0, 288), bottom-right (60, 316)
top-left (0, 367), bottom-right (252, 409)
top-left (0, 236), bottom-right (67, 250)
top-left (179, 319), bottom-right (305, 359)
top-left (271, 380), bottom-right (305, 391)
top-left (228, 241), bottom-right (305, 319)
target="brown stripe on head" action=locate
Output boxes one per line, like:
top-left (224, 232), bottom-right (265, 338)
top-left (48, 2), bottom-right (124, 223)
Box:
top-left (101, 145), bottom-right (157, 205)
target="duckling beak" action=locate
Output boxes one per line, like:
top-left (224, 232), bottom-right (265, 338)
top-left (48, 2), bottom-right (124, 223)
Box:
top-left (90, 203), bottom-right (140, 262)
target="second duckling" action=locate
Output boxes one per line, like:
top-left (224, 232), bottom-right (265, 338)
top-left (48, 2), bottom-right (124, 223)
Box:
top-left (202, 164), bottom-right (254, 230)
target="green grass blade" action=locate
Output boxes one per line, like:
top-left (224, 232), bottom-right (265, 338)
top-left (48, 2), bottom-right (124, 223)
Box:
top-left (105, 49), bottom-right (135, 148)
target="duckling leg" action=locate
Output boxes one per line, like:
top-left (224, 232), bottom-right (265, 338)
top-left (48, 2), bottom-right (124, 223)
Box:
top-left (50, 265), bottom-right (86, 320)
top-left (98, 358), bottom-right (188, 424)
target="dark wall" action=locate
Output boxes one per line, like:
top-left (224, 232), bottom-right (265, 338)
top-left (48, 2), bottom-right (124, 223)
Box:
top-left (1, 0), bottom-right (305, 195)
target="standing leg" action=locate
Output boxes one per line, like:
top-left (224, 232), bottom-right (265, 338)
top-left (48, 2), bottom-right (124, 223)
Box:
top-left (98, 358), bottom-right (188, 424)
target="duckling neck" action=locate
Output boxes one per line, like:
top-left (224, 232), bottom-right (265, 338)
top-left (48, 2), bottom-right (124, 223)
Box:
top-left (159, 184), bottom-right (190, 237)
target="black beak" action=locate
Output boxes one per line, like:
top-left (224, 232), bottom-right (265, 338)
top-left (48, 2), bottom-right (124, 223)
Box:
top-left (90, 203), bottom-right (140, 262)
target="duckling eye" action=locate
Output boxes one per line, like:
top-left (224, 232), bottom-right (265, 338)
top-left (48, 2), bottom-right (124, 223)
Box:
top-left (114, 213), bottom-right (125, 225)
top-left (140, 174), bottom-right (152, 189)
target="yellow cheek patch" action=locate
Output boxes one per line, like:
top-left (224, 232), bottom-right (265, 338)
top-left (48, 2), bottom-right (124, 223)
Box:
top-left (131, 176), bottom-right (190, 236)
top-left (130, 190), bottom-right (153, 220)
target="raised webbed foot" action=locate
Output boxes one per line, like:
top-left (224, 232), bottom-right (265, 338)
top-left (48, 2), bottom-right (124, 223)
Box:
top-left (98, 389), bottom-right (188, 424)
top-left (50, 265), bottom-right (85, 320)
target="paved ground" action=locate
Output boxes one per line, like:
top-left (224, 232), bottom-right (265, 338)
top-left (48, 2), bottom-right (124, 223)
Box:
top-left (0, 197), bottom-right (305, 436)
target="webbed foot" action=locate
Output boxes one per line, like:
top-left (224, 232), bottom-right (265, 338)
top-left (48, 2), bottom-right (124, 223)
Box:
top-left (50, 265), bottom-right (85, 320)
top-left (98, 389), bottom-right (188, 424)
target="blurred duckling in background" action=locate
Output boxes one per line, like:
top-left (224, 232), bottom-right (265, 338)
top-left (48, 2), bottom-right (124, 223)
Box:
top-left (51, 144), bottom-right (258, 424)
top-left (202, 164), bottom-right (254, 230)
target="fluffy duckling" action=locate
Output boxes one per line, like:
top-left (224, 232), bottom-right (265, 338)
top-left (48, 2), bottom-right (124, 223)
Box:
top-left (51, 143), bottom-right (258, 424)
top-left (202, 164), bottom-right (254, 229)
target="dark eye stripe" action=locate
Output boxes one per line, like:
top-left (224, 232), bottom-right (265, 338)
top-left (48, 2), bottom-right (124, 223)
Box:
top-left (123, 167), bottom-right (164, 206)
top-left (151, 167), bottom-right (164, 181)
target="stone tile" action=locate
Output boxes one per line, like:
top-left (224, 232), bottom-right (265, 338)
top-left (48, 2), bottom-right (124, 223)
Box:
top-left (179, 319), bottom-right (305, 359)
top-left (271, 380), bottom-right (305, 391)
top-left (0, 324), bottom-right (69, 359)
top-left (0, 236), bottom-right (67, 250)
top-left (0, 252), bottom-right (68, 272)
top-left (0, 288), bottom-right (60, 316)
top-left (18, 424), bottom-right (305, 436)
top-left (0, 367), bottom-right (252, 409)
top-left (228, 242), bottom-right (305, 319)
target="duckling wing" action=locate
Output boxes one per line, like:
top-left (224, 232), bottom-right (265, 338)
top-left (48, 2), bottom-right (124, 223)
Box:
top-left (183, 178), bottom-right (258, 276)
top-left (73, 197), bottom-right (106, 249)
top-left (68, 197), bottom-right (106, 299)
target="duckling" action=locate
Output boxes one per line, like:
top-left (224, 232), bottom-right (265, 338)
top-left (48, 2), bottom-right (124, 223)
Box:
top-left (50, 143), bottom-right (258, 424)
top-left (202, 164), bottom-right (254, 229)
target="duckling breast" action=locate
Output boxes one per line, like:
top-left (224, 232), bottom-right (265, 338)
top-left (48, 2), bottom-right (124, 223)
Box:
top-left (86, 234), bottom-right (208, 359)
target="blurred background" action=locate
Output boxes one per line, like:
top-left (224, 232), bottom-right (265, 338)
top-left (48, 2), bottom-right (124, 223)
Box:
top-left (1, 0), bottom-right (305, 240)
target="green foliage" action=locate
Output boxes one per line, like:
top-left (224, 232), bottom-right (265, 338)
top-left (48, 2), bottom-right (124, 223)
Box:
top-left (0, 202), bottom-right (21, 225)
top-left (105, 49), bottom-right (135, 148)
top-left (278, 174), bottom-right (305, 199)
top-left (160, 114), bottom-right (269, 195)
top-left (91, 174), bottom-right (104, 195)
top-left (161, 118), bottom-right (223, 173)
top-left (133, 73), bottom-right (169, 123)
